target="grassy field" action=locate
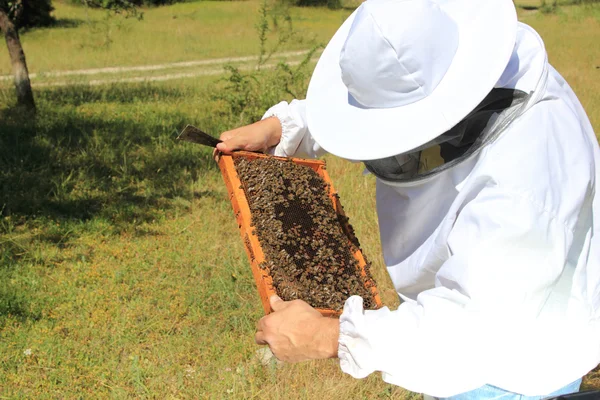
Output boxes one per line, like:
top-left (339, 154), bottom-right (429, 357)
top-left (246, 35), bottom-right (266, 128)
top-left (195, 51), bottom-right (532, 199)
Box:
top-left (0, 0), bottom-right (349, 75)
top-left (0, 0), bottom-right (599, 398)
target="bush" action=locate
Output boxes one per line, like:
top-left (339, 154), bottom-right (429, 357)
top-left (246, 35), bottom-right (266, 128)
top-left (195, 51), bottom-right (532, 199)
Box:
top-left (69, 0), bottom-right (185, 7)
top-left (211, 0), bottom-right (321, 128)
top-left (539, 0), bottom-right (600, 14)
top-left (300, 0), bottom-right (341, 9)
top-left (0, 0), bottom-right (55, 29)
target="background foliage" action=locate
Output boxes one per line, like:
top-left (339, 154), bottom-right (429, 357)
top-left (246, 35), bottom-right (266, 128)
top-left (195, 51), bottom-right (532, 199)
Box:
top-left (71, 0), bottom-right (179, 8)
top-left (0, 0), bottom-right (55, 28)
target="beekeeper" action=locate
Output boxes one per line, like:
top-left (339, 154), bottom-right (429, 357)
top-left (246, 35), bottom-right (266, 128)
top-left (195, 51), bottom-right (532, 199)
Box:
top-left (216, 0), bottom-right (600, 398)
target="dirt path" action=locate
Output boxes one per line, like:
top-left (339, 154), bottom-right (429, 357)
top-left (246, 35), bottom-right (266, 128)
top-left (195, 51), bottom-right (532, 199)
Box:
top-left (0, 50), bottom-right (313, 87)
top-left (31, 59), bottom-right (309, 88)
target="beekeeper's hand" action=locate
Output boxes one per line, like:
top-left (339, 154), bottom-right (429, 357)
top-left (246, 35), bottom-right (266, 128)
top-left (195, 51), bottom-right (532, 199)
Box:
top-left (255, 295), bottom-right (339, 363)
top-left (216, 117), bottom-right (282, 155)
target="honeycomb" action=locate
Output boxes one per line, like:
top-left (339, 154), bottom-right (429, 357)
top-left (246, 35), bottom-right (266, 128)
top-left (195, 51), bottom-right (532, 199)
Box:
top-left (233, 155), bottom-right (377, 311)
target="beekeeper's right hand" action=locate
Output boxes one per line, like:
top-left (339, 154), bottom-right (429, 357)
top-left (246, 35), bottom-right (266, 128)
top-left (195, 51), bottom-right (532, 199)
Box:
top-left (216, 117), bottom-right (282, 155)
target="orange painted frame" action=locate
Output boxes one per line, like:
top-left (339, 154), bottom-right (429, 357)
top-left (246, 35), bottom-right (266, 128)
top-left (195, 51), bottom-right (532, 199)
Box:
top-left (217, 151), bottom-right (383, 317)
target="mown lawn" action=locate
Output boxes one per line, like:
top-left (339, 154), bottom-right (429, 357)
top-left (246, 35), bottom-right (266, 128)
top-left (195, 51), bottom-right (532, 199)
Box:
top-left (0, 1), bottom-right (599, 398)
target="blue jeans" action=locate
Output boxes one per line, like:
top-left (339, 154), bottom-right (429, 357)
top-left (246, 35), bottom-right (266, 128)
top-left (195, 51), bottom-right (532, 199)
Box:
top-left (437, 378), bottom-right (582, 400)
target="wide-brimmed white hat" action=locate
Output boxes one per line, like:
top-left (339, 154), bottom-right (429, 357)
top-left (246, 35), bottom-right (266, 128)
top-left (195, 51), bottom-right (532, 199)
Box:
top-left (305, 0), bottom-right (518, 160)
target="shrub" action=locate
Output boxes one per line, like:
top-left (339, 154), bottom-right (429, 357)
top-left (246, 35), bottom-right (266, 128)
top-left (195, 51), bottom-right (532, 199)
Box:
top-left (70, 0), bottom-right (185, 7)
top-left (540, 0), bottom-right (600, 14)
top-left (210, 0), bottom-right (322, 129)
top-left (296, 0), bottom-right (342, 10)
top-left (280, 0), bottom-right (342, 11)
top-left (0, 0), bottom-right (55, 29)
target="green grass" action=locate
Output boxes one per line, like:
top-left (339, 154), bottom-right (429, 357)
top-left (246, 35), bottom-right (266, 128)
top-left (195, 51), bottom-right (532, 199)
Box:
top-left (0, 80), bottom-right (404, 398)
top-left (0, 0), bottom-right (599, 397)
top-left (518, 3), bottom-right (600, 132)
top-left (0, 0), bottom-right (350, 75)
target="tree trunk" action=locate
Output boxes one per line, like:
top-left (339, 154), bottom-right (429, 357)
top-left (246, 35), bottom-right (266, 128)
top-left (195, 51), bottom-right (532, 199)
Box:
top-left (0, 10), bottom-right (35, 112)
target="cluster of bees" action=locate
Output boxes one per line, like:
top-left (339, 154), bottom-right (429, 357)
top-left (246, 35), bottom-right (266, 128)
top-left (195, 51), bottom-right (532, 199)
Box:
top-left (234, 156), bottom-right (377, 311)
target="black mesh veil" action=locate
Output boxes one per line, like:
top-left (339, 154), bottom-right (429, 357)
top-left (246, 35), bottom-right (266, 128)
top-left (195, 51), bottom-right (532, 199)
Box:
top-left (363, 88), bottom-right (531, 183)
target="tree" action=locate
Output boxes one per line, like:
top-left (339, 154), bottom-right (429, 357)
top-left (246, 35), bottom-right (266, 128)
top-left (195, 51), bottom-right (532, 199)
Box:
top-left (13, 0), bottom-right (54, 29)
top-left (0, 0), bottom-right (139, 113)
top-left (0, 1), bottom-right (35, 112)
top-left (75, 0), bottom-right (175, 7)
top-left (80, 0), bottom-right (141, 15)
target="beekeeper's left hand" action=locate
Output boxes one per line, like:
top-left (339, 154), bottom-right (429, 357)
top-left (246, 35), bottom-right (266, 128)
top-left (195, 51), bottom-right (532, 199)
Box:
top-left (255, 295), bottom-right (339, 363)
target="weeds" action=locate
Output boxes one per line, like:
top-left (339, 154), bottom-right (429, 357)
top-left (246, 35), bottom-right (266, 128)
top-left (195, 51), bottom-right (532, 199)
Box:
top-left (256, 0), bottom-right (298, 69)
top-left (539, 0), bottom-right (600, 13)
top-left (212, 0), bottom-right (321, 126)
top-left (81, 2), bottom-right (142, 49)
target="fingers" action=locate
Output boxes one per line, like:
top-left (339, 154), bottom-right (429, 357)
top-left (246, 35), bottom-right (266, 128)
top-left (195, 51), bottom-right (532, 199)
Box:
top-left (217, 129), bottom-right (241, 154)
top-left (255, 297), bottom-right (284, 334)
top-left (269, 295), bottom-right (286, 312)
top-left (256, 315), bottom-right (267, 331)
top-left (255, 330), bottom-right (268, 345)
top-left (216, 136), bottom-right (246, 154)
top-left (215, 142), bottom-right (228, 153)
top-left (217, 118), bottom-right (281, 155)
top-left (219, 130), bottom-right (236, 142)
top-left (255, 315), bottom-right (270, 345)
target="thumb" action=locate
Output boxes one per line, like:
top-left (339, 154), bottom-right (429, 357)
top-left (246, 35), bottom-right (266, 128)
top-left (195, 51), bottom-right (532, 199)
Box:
top-left (216, 136), bottom-right (246, 154)
top-left (269, 295), bottom-right (286, 312)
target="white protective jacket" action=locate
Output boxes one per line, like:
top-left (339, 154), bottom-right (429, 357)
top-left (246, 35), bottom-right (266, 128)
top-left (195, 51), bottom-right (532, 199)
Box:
top-left (263, 23), bottom-right (600, 397)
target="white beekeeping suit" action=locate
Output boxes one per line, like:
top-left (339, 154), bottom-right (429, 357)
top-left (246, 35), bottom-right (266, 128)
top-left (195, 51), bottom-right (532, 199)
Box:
top-left (260, 0), bottom-right (600, 397)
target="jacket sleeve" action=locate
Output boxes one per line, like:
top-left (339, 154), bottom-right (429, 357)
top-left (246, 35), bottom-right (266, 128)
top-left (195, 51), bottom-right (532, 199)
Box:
top-left (337, 187), bottom-right (572, 397)
top-left (262, 100), bottom-right (327, 159)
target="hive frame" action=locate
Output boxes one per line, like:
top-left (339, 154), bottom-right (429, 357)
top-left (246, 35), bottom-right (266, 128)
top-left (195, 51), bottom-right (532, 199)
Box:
top-left (218, 151), bottom-right (382, 317)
